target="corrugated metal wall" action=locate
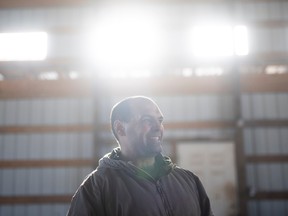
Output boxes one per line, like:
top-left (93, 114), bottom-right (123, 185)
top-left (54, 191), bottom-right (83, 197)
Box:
top-left (0, 98), bottom-right (95, 215)
top-left (242, 93), bottom-right (288, 216)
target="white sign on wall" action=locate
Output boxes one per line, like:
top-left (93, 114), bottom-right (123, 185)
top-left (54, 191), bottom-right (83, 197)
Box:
top-left (177, 141), bottom-right (238, 216)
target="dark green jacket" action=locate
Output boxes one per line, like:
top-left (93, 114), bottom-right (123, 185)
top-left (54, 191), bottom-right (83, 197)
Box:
top-left (67, 148), bottom-right (213, 216)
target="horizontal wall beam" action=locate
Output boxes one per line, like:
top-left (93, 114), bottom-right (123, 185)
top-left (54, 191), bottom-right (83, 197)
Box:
top-left (241, 74), bottom-right (288, 92)
top-left (0, 159), bottom-right (94, 168)
top-left (97, 120), bottom-right (235, 132)
top-left (245, 120), bottom-right (288, 127)
top-left (0, 79), bottom-right (93, 99)
top-left (0, 74), bottom-right (288, 99)
top-left (5, 120), bottom-right (287, 134)
top-left (95, 76), bottom-right (234, 96)
top-left (163, 121), bottom-right (235, 129)
top-left (0, 0), bottom-right (89, 8)
top-left (0, 195), bottom-right (72, 204)
top-left (246, 155), bottom-right (288, 163)
top-left (0, 125), bottom-right (94, 134)
top-left (248, 191), bottom-right (288, 200)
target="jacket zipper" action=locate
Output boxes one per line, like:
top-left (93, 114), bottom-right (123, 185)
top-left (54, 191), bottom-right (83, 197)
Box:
top-left (128, 162), bottom-right (173, 216)
top-left (156, 180), bottom-right (173, 216)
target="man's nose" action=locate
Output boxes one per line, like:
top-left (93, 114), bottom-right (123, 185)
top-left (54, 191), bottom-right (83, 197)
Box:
top-left (152, 120), bottom-right (163, 130)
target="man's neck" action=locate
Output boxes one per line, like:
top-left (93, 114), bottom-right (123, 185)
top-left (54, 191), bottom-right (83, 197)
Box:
top-left (132, 157), bottom-right (161, 179)
top-left (119, 150), bottom-right (161, 179)
top-left (132, 157), bottom-right (156, 170)
top-left (120, 148), bottom-right (156, 168)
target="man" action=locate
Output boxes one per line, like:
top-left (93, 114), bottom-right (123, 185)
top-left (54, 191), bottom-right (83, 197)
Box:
top-left (67, 96), bottom-right (213, 216)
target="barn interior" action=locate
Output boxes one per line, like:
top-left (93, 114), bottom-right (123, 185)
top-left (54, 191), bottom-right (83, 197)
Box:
top-left (0, 0), bottom-right (288, 215)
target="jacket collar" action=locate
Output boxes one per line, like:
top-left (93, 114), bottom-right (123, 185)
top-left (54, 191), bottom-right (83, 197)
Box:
top-left (99, 147), bottom-right (175, 180)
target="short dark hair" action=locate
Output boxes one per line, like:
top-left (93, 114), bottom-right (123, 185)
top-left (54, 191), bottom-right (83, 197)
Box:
top-left (110, 96), bottom-right (154, 141)
top-left (110, 97), bottom-right (133, 141)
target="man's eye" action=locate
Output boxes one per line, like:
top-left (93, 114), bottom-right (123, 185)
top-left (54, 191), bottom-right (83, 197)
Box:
top-left (143, 119), bottom-right (151, 123)
top-left (142, 118), bottom-right (152, 124)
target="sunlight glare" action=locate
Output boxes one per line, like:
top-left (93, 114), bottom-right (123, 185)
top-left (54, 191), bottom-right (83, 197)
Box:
top-left (0, 32), bottom-right (47, 61)
top-left (192, 25), bottom-right (233, 57)
top-left (234, 25), bottom-right (249, 56)
top-left (191, 25), bottom-right (248, 58)
top-left (85, 5), bottom-right (165, 70)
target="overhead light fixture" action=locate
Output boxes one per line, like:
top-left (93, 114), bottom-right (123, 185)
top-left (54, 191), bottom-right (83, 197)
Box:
top-left (190, 24), bottom-right (249, 58)
top-left (0, 32), bottom-right (47, 61)
top-left (84, 4), bottom-right (166, 70)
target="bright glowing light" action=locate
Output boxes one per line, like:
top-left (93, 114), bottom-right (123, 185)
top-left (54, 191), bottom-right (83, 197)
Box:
top-left (129, 70), bottom-right (151, 78)
top-left (265, 65), bottom-right (288, 74)
top-left (195, 67), bottom-right (223, 76)
top-left (38, 71), bottom-right (59, 80)
top-left (234, 25), bottom-right (249, 55)
top-left (182, 68), bottom-right (193, 77)
top-left (0, 32), bottom-right (47, 61)
top-left (192, 25), bottom-right (233, 57)
top-left (85, 5), bottom-right (165, 70)
top-left (191, 25), bottom-right (248, 58)
top-left (69, 71), bottom-right (80, 79)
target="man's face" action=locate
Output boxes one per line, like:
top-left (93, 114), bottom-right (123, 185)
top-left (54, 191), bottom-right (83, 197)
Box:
top-left (124, 99), bottom-right (164, 158)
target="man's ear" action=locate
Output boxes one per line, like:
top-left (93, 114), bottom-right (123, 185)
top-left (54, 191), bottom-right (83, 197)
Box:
top-left (113, 120), bottom-right (126, 137)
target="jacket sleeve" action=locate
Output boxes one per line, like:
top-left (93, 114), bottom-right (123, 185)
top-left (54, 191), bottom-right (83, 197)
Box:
top-left (194, 176), bottom-right (214, 216)
top-left (66, 174), bottom-right (106, 216)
